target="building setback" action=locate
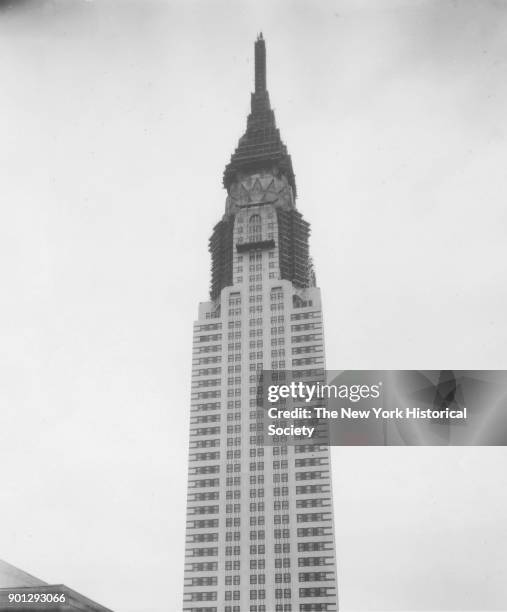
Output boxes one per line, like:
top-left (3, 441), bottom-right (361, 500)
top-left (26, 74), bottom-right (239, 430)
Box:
top-left (183, 35), bottom-right (338, 612)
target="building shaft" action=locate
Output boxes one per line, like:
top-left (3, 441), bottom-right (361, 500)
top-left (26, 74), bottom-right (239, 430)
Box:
top-left (183, 35), bottom-right (338, 612)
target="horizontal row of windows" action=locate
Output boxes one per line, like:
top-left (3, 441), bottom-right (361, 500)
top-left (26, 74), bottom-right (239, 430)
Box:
top-left (188, 501), bottom-right (330, 519)
top-left (185, 577), bottom-right (217, 587)
top-left (191, 403), bottom-right (220, 414)
top-left (188, 479), bottom-right (220, 489)
top-left (193, 390), bottom-right (221, 400)
top-left (292, 334), bottom-right (322, 343)
top-left (298, 542), bottom-right (334, 551)
top-left (194, 345), bottom-right (221, 354)
top-left (291, 311), bottom-right (321, 321)
top-left (196, 334), bottom-right (222, 342)
top-left (291, 322), bottom-right (321, 332)
top-left (299, 556), bottom-right (335, 567)
top-left (191, 427), bottom-right (220, 436)
top-left (300, 588), bottom-right (334, 597)
top-left (189, 439), bottom-right (328, 454)
top-left (186, 547), bottom-right (218, 557)
top-left (296, 485), bottom-right (330, 495)
top-left (184, 582), bottom-right (334, 596)
top-left (194, 323), bottom-right (221, 332)
top-left (186, 516), bottom-right (331, 532)
top-left (294, 444), bottom-right (327, 453)
top-left (292, 357), bottom-right (324, 366)
top-left (187, 519), bottom-right (218, 529)
top-left (190, 439), bottom-right (220, 448)
top-left (188, 464), bottom-right (219, 474)
top-left (204, 311), bottom-right (220, 319)
top-left (188, 456), bottom-right (328, 470)
top-left (186, 505), bottom-right (219, 515)
top-left (188, 492), bottom-right (220, 501)
top-left (194, 356), bottom-right (221, 365)
top-left (194, 367), bottom-right (221, 376)
top-left (248, 589), bottom-right (268, 599)
top-left (184, 592), bottom-right (216, 601)
top-left (191, 414), bottom-right (220, 424)
top-left (184, 557), bottom-right (333, 573)
top-left (298, 527), bottom-right (332, 537)
top-left (187, 533), bottom-right (219, 543)
top-left (297, 513), bottom-right (332, 522)
top-left (193, 378), bottom-right (221, 388)
top-left (299, 572), bottom-right (335, 582)
top-left (185, 561), bottom-right (218, 572)
top-left (295, 457), bottom-right (328, 467)
top-left (292, 345), bottom-right (323, 354)
top-left (295, 471), bottom-right (329, 481)
top-left (186, 527), bottom-right (331, 544)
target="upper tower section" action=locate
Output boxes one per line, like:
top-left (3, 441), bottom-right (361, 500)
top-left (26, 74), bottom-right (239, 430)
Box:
top-left (223, 34), bottom-right (297, 200)
top-left (209, 36), bottom-right (313, 301)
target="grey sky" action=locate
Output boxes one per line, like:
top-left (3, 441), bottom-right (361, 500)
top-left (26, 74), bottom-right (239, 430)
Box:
top-left (1, 1), bottom-right (506, 610)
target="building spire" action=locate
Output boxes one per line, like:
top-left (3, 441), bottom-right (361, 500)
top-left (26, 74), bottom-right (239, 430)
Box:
top-left (255, 33), bottom-right (266, 93)
top-left (223, 35), bottom-right (297, 197)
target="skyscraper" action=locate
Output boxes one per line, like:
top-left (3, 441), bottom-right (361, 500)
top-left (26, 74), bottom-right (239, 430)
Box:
top-left (183, 35), bottom-right (338, 612)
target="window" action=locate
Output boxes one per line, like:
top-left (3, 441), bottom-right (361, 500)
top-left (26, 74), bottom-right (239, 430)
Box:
top-left (248, 214), bottom-right (262, 241)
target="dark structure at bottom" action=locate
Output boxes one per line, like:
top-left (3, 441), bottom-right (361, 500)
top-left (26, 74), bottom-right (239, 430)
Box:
top-left (0, 560), bottom-right (112, 612)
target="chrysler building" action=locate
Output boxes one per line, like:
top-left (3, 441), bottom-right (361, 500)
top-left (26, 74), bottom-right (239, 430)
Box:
top-left (183, 35), bottom-right (338, 612)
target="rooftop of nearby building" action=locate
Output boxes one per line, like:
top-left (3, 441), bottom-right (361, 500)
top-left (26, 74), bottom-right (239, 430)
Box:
top-left (0, 560), bottom-right (46, 589)
top-left (0, 560), bottom-right (113, 612)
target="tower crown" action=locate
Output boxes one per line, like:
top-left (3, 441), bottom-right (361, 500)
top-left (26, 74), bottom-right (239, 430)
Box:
top-left (223, 35), bottom-right (297, 197)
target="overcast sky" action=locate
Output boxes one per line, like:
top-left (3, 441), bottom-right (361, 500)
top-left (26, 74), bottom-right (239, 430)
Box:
top-left (1, 1), bottom-right (507, 611)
